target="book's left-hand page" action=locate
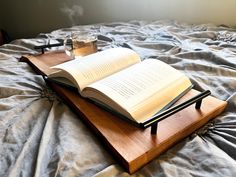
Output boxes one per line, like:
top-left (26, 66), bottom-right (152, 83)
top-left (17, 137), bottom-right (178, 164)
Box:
top-left (49, 48), bottom-right (141, 93)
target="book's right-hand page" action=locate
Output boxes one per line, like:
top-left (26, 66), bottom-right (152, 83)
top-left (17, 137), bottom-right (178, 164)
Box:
top-left (81, 59), bottom-right (192, 123)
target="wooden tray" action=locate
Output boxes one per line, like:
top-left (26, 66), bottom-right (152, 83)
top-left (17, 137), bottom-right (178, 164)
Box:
top-left (20, 52), bottom-right (227, 173)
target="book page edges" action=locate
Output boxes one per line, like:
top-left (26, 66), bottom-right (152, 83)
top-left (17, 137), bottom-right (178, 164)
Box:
top-left (81, 88), bottom-right (135, 120)
top-left (48, 70), bottom-right (82, 92)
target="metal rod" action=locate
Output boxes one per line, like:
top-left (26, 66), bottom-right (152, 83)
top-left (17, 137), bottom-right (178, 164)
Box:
top-left (142, 90), bottom-right (211, 129)
top-left (151, 122), bottom-right (158, 134)
top-left (34, 42), bottom-right (63, 50)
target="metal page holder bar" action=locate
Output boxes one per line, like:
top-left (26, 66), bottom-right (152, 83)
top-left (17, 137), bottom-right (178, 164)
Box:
top-left (34, 43), bottom-right (63, 54)
top-left (141, 90), bottom-right (211, 135)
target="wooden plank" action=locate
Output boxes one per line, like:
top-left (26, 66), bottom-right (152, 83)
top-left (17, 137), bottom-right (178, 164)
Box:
top-left (20, 51), bottom-right (71, 76)
top-left (20, 52), bottom-right (227, 174)
top-left (49, 83), bottom-right (227, 173)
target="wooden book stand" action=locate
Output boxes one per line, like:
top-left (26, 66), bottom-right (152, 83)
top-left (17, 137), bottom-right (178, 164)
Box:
top-left (20, 51), bottom-right (227, 173)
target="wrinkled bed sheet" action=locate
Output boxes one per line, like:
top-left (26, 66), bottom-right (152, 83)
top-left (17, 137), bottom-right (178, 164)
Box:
top-left (0, 20), bottom-right (236, 177)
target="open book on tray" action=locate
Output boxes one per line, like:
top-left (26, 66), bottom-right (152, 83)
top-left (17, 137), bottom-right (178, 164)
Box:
top-left (47, 47), bottom-right (193, 125)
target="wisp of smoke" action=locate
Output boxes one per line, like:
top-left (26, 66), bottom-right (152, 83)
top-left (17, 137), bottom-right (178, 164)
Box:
top-left (61, 4), bottom-right (84, 25)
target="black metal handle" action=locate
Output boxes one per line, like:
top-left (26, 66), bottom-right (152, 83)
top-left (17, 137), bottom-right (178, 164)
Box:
top-left (34, 42), bottom-right (63, 54)
top-left (140, 90), bottom-right (211, 134)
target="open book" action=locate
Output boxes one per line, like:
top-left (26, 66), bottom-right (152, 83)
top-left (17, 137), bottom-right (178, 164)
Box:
top-left (48, 47), bottom-right (192, 124)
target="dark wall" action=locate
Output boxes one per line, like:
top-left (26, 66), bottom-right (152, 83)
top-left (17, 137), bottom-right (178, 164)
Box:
top-left (1, 0), bottom-right (236, 40)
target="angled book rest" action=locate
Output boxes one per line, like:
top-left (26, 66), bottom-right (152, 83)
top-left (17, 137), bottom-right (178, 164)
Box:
top-left (20, 51), bottom-right (227, 174)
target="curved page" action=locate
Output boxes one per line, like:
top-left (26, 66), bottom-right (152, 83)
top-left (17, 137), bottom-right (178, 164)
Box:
top-left (50, 48), bottom-right (141, 92)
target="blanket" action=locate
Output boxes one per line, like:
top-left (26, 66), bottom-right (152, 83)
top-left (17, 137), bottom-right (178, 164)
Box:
top-left (0, 20), bottom-right (236, 177)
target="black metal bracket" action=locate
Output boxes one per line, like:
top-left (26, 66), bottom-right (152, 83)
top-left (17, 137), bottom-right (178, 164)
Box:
top-left (140, 90), bottom-right (211, 135)
top-left (34, 42), bottom-right (63, 54)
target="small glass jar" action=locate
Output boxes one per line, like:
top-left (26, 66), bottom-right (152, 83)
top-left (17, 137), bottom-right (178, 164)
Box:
top-left (64, 30), bottom-right (97, 58)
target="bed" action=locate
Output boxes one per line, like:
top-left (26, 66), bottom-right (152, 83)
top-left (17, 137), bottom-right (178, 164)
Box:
top-left (0, 20), bottom-right (236, 177)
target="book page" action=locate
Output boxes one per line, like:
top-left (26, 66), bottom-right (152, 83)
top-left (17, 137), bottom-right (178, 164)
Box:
top-left (82, 59), bottom-right (192, 122)
top-left (50, 48), bottom-right (141, 92)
